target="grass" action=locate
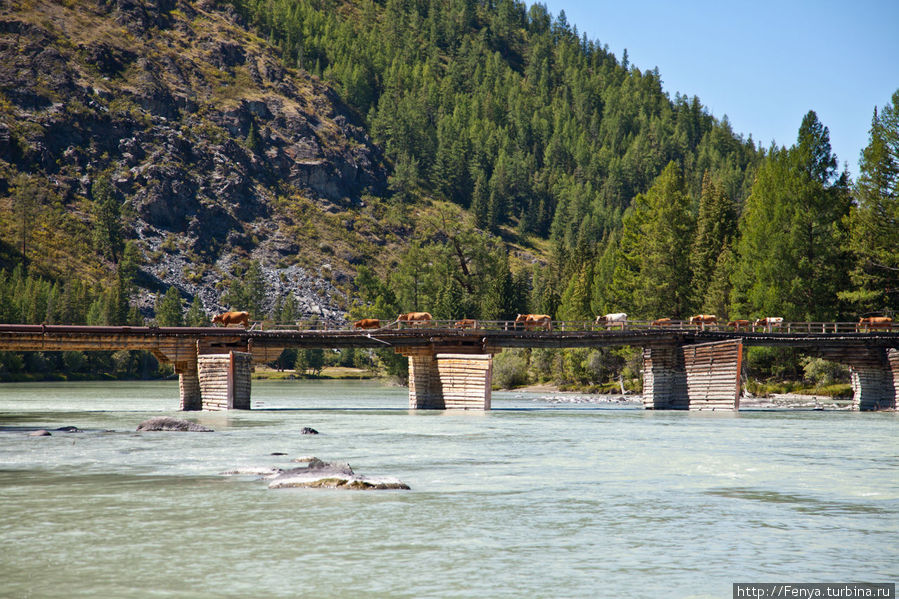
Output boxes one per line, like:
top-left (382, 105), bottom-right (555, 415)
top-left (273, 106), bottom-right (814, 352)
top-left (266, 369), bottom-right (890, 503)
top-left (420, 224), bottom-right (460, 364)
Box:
top-left (745, 379), bottom-right (853, 398)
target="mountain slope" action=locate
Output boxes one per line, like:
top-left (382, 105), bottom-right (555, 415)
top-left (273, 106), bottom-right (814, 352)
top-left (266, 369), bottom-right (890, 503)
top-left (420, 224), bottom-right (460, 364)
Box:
top-left (0, 0), bottom-right (398, 321)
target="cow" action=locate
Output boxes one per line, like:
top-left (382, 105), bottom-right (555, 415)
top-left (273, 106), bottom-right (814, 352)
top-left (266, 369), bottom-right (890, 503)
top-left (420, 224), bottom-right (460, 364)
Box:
top-left (689, 314), bottom-right (717, 326)
top-left (212, 311), bottom-right (250, 328)
top-left (353, 318), bottom-right (381, 330)
top-left (754, 317), bottom-right (784, 328)
top-left (454, 319), bottom-right (479, 330)
top-left (727, 319), bottom-right (750, 330)
top-left (596, 313), bottom-right (627, 329)
top-left (857, 316), bottom-right (893, 331)
top-left (514, 314), bottom-right (552, 331)
top-left (397, 312), bottom-right (432, 328)
top-left (651, 317), bottom-right (673, 327)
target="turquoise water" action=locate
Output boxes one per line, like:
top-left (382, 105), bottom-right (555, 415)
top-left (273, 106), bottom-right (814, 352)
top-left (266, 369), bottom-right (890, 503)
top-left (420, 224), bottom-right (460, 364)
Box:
top-left (0, 380), bottom-right (896, 598)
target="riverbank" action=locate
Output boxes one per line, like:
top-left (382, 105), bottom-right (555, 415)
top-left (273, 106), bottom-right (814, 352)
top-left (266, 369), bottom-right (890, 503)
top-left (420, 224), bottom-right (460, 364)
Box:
top-left (512, 382), bottom-right (857, 409)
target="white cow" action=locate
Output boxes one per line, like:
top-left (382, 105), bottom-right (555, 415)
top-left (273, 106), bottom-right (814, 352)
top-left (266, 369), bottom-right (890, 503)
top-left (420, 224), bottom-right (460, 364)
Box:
top-left (596, 313), bottom-right (627, 329)
top-left (753, 317), bottom-right (783, 327)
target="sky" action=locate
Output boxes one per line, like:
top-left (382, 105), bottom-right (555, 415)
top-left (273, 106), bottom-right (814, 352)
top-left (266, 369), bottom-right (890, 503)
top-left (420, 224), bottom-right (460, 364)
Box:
top-left (539, 0), bottom-right (899, 178)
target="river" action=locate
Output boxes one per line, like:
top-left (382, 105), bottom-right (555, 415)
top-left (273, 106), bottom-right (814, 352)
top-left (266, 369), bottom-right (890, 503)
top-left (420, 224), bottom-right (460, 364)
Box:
top-left (0, 380), bottom-right (896, 598)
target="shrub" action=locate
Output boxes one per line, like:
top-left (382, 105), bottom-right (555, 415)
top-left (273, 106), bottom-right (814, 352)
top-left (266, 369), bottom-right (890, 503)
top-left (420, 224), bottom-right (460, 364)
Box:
top-left (493, 349), bottom-right (529, 389)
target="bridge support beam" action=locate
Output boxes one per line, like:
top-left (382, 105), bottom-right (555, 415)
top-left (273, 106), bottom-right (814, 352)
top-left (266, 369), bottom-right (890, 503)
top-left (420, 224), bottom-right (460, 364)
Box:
top-left (642, 340), bottom-right (743, 410)
top-left (399, 348), bottom-right (497, 409)
top-left (819, 348), bottom-right (897, 411)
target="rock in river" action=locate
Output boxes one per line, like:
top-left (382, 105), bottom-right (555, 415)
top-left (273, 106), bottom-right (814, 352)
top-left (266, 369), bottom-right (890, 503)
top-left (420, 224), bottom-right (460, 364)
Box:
top-left (136, 417), bottom-right (214, 432)
top-left (268, 458), bottom-right (409, 490)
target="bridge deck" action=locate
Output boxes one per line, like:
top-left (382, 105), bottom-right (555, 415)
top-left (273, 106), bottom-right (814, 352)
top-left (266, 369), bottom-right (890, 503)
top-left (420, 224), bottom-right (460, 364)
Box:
top-left (0, 322), bottom-right (896, 352)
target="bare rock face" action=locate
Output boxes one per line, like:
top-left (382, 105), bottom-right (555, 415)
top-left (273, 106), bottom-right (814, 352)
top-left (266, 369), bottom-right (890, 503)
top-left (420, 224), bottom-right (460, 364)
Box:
top-left (0, 0), bottom-right (388, 321)
top-left (136, 416), bottom-right (213, 432)
top-left (267, 458), bottom-right (410, 490)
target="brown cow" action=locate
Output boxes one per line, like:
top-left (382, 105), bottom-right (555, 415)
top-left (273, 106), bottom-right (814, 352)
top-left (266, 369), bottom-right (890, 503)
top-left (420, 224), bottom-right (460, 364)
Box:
top-left (212, 311), bottom-right (250, 327)
top-left (515, 313), bottom-right (552, 331)
top-left (454, 318), bottom-right (479, 329)
top-left (857, 316), bottom-right (893, 331)
top-left (651, 318), bottom-right (673, 327)
top-left (727, 319), bottom-right (750, 330)
top-left (689, 314), bottom-right (717, 326)
top-left (397, 312), bottom-right (432, 327)
top-left (353, 318), bottom-right (381, 330)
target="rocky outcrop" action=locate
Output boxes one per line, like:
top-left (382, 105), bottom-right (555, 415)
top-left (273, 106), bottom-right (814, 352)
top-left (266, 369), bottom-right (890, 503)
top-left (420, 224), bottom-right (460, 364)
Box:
top-left (136, 416), bottom-right (213, 432)
top-left (267, 458), bottom-right (410, 490)
top-left (0, 0), bottom-right (389, 321)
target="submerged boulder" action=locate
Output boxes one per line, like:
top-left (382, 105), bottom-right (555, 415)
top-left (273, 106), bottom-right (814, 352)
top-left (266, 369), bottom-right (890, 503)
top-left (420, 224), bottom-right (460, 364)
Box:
top-left (300, 427), bottom-right (319, 435)
top-left (220, 466), bottom-right (283, 478)
top-left (28, 429), bottom-right (51, 437)
top-left (268, 457), bottom-right (409, 490)
top-left (136, 417), bottom-right (214, 432)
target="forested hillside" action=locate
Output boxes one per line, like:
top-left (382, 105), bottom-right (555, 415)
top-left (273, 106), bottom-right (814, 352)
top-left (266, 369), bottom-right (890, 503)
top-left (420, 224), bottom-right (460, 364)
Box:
top-left (1, 0), bottom-right (897, 386)
top-left (231, 0), bottom-right (762, 317)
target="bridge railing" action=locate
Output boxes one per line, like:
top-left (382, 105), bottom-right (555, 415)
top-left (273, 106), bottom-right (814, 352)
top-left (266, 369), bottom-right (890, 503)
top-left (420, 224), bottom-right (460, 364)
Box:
top-left (251, 319), bottom-right (886, 334)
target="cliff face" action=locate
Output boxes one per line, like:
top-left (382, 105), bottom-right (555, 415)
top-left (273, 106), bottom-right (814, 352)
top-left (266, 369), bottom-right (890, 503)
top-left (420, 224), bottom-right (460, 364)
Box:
top-left (0, 0), bottom-right (390, 322)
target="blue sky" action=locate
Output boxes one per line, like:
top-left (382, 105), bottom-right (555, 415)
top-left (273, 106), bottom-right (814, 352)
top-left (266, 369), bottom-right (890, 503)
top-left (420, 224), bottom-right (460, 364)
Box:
top-left (538, 0), bottom-right (899, 178)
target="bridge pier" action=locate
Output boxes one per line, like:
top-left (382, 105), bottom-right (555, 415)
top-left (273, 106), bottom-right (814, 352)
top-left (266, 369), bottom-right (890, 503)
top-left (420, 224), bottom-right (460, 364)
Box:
top-left (176, 358), bottom-right (202, 411)
top-left (819, 348), bottom-right (898, 410)
top-left (642, 339), bottom-right (743, 410)
top-left (197, 351), bottom-right (253, 410)
top-left (399, 348), bottom-right (497, 409)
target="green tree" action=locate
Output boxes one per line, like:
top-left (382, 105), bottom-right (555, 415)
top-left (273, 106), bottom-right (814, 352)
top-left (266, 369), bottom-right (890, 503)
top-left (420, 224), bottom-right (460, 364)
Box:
top-left (731, 112), bottom-right (851, 321)
top-left (223, 260), bottom-right (266, 318)
top-left (296, 348), bottom-right (324, 375)
top-left (611, 162), bottom-right (695, 318)
top-left (10, 174), bottom-right (43, 274)
top-left (245, 123), bottom-right (262, 154)
top-left (92, 173), bottom-right (124, 263)
top-left (691, 172), bottom-right (736, 311)
top-left (155, 287), bottom-right (184, 326)
top-left (842, 90), bottom-right (899, 314)
top-left (185, 295), bottom-right (208, 326)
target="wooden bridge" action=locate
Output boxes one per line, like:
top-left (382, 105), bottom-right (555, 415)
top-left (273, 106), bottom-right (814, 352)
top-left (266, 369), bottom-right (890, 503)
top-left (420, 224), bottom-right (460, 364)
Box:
top-left (0, 320), bottom-right (896, 412)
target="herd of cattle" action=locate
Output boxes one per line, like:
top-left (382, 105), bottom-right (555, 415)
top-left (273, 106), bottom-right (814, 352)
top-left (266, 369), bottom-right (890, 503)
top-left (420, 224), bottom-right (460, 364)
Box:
top-left (209, 310), bottom-right (893, 332)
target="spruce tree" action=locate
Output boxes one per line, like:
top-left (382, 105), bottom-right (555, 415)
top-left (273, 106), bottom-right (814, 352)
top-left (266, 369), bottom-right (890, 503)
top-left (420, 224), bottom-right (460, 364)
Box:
top-left (842, 89), bottom-right (899, 314)
top-left (731, 112), bottom-right (851, 321)
top-left (155, 287), bottom-right (184, 326)
top-left (691, 173), bottom-right (736, 311)
top-left (92, 173), bottom-right (124, 263)
top-left (611, 162), bottom-right (695, 319)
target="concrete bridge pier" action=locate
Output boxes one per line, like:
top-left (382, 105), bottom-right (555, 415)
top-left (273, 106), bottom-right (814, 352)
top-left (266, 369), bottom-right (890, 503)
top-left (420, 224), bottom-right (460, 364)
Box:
top-left (642, 339), bottom-right (743, 410)
top-left (398, 347), bottom-right (499, 409)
